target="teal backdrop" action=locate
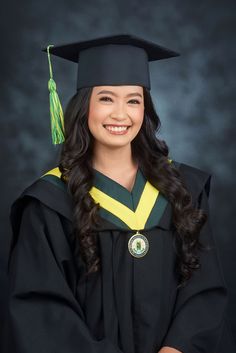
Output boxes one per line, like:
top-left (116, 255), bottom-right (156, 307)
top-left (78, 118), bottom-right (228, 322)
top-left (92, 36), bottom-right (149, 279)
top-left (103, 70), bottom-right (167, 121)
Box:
top-left (1, 0), bottom-right (235, 350)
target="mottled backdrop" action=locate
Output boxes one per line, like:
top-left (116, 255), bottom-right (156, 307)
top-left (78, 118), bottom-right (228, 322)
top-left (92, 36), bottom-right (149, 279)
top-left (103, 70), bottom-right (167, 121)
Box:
top-left (1, 0), bottom-right (236, 348)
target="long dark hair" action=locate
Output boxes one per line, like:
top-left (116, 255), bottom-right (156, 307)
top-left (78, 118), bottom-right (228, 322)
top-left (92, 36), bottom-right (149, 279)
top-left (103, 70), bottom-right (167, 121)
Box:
top-left (58, 86), bottom-right (207, 289)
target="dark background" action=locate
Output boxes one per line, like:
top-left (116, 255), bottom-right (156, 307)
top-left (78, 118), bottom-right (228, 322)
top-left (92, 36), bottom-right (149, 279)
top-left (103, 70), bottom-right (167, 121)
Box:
top-left (1, 0), bottom-right (236, 349)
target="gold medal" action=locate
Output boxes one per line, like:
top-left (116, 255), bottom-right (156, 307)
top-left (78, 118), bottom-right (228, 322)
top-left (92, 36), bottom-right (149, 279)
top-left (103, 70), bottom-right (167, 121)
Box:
top-left (128, 231), bottom-right (149, 258)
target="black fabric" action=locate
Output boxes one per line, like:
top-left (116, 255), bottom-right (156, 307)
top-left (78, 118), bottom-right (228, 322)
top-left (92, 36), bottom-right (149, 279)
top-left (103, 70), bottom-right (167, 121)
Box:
top-left (2, 161), bottom-right (229, 353)
top-left (41, 33), bottom-right (180, 90)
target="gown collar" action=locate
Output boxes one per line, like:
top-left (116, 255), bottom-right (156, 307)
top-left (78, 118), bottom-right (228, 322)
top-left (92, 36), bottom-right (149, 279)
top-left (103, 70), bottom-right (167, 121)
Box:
top-left (12, 159), bottom-right (210, 234)
top-left (90, 167), bottom-right (163, 230)
top-left (92, 167), bottom-right (146, 210)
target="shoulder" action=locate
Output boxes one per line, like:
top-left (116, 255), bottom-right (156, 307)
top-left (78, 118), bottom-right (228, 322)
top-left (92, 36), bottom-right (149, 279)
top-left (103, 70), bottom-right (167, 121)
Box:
top-left (172, 159), bottom-right (212, 201)
top-left (10, 166), bottom-right (63, 211)
top-left (10, 166), bottom-right (73, 233)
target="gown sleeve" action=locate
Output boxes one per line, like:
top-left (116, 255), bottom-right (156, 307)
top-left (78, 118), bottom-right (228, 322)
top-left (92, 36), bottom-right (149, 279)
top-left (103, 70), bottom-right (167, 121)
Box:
top-left (3, 197), bottom-right (124, 353)
top-left (161, 175), bottom-right (229, 353)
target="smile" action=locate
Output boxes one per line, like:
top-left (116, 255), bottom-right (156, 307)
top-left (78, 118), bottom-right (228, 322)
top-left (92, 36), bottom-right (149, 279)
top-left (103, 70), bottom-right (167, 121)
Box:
top-left (103, 125), bottom-right (131, 135)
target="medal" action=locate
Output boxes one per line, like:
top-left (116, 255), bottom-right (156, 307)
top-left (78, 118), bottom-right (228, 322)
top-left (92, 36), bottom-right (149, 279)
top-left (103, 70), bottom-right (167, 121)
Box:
top-left (128, 231), bottom-right (149, 258)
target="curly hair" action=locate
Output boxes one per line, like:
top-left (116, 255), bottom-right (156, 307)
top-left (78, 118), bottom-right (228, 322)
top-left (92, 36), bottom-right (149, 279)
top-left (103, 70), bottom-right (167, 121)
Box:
top-left (58, 86), bottom-right (208, 289)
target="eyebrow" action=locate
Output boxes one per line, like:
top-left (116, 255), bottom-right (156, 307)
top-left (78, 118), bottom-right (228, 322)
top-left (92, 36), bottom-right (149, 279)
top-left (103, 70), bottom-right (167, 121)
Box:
top-left (97, 90), bottom-right (143, 98)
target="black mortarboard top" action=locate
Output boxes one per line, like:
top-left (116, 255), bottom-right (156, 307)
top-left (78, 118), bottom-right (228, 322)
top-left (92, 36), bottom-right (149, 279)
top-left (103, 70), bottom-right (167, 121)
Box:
top-left (42, 33), bottom-right (180, 91)
top-left (41, 34), bottom-right (180, 145)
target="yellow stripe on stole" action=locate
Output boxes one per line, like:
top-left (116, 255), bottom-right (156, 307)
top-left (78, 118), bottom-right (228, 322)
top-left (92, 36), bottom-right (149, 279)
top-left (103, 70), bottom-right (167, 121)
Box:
top-left (40, 167), bottom-right (62, 178)
top-left (89, 181), bottom-right (159, 229)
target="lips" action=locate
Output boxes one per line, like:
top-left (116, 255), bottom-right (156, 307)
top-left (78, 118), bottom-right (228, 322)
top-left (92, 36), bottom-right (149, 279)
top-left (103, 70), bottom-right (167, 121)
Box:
top-left (103, 124), bottom-right (131, 127)
top-left (103, 124), bottom-right (131, 134)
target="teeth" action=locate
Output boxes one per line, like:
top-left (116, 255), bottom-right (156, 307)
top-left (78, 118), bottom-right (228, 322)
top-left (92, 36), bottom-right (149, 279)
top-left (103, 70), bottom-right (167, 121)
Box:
top-left (105, 125), bottom-right (128, 132)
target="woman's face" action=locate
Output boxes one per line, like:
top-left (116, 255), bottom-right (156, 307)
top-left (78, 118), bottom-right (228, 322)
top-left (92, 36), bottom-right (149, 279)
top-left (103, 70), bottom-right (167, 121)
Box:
top-left (87, 85), bottom-right (144, 149)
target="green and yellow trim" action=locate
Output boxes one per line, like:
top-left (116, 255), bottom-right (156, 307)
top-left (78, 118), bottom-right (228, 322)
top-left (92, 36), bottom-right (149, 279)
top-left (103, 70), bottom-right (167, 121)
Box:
top-left (40, 158), bottom-right (173, 229)
top-left (89, 181), bottom-right (158, 229)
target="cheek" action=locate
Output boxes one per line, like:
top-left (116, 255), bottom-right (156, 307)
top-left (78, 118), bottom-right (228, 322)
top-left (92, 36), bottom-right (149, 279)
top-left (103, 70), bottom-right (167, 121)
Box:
top-left (87, 96), bottom-right (110, 138)
top-left (132, 108), bottom-right (144, 127)
top-left (88, 105), bottom-right (106, 130)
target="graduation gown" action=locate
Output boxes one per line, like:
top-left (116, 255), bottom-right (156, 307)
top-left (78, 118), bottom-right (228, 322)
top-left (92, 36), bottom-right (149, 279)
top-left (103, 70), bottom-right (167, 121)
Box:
top-left (3, 160), bottom-right (228, 353)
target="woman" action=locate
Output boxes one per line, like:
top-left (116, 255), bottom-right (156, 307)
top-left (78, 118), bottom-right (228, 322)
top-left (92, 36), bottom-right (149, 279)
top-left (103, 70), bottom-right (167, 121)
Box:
top-left (4, 34), bottom-right (228, 353)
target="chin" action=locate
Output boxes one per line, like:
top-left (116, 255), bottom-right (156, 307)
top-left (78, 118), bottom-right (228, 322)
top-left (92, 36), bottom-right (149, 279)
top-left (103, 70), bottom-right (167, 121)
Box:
top-left (100, 139), bottom-right (132, 149)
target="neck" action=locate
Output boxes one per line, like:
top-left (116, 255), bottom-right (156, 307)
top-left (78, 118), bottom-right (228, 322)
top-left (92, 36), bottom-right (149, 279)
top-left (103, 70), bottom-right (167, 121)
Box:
top-left (92, 143), bottom-right (137, 174)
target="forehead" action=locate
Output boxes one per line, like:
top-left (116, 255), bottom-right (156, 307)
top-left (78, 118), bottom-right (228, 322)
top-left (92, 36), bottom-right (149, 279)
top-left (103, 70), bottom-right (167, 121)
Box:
top-left (92, 85), bottom-right (143, 95)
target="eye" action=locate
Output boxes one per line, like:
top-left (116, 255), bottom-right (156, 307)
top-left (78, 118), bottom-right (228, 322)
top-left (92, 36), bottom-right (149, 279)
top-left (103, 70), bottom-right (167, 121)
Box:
top-left (128, 99), bottom-right (140, 104)
top-left (99, 96), bottom-right (141, 104)
top-left (99, 96), bottom-right (113, 102)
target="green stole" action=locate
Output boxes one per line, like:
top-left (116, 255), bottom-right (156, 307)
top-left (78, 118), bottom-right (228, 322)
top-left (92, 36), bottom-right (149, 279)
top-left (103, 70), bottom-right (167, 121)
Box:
top-left (40, 160), bottom-right (172, 231)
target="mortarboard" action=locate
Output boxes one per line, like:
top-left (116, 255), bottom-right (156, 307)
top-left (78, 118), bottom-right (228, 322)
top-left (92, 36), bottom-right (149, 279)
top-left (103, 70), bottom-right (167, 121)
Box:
top-left (41, 33), bottom-right (180, 145)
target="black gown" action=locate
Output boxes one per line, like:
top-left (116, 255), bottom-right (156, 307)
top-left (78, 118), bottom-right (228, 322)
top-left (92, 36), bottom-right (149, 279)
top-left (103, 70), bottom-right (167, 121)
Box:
top-left (3, 160), bottom-right (228, 353)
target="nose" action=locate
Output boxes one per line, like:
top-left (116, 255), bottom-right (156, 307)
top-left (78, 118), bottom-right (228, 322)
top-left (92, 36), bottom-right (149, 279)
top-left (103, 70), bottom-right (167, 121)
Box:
top-left (109, 102), bottom-right (128, 121)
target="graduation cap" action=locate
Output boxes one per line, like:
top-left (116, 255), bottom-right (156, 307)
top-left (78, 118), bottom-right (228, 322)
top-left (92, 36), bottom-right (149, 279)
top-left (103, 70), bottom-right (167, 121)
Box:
top-left (41, 34), bottom-right (180, 145)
